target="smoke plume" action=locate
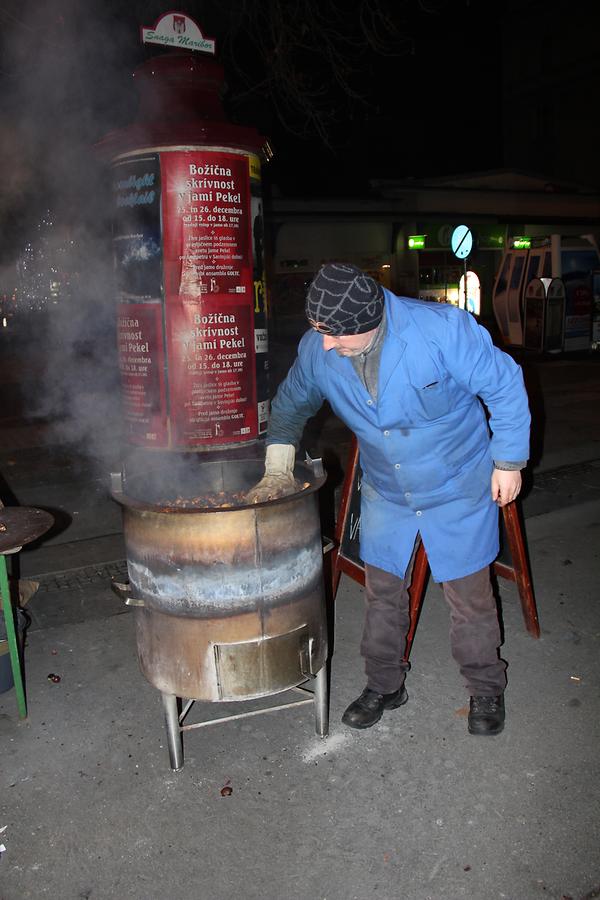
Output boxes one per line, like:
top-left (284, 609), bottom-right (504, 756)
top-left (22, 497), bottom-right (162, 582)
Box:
top-left (0, 0), bottom-right (144, 470)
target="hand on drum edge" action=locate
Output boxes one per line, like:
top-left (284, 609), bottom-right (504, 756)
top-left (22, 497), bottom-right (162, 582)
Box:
top-left (244, 443), bottom-right (297, 504)
top-left (244, 473), bottom-right (299, 503)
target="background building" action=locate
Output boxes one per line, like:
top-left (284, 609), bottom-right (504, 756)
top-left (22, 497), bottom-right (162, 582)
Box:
top-left (266, 169), bottom-right (600, 342)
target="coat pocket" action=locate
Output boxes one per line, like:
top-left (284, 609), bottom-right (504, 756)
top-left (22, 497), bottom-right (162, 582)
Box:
top-left (412, 378), bottom-right (452, 419)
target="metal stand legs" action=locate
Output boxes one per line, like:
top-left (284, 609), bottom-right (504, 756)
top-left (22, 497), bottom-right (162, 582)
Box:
top-left (161, 692), bottom-right (183, 771)
top-left (160, 664), bottom-right (329, 771)
top-left (314, 664), bottom-right (329, 737)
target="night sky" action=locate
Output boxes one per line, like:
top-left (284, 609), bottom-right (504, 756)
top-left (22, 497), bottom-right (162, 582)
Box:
top-left (251, 2), bottom-right (504, 195)
top-left (197, 0), bottom-right (505, 195)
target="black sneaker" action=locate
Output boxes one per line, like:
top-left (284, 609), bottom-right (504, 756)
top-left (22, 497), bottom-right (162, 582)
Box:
top-left (342, 685), bottom-right (408, 730)
top-left (468, 694), bottom-right (505, 736)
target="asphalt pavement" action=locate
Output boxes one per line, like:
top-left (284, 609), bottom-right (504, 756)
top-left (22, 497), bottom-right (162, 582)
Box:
top-left (0, 348), bottom-right (599, 900)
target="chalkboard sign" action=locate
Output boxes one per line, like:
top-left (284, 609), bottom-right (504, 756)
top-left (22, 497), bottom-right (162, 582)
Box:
top-left (331, 436), bottom-right (539, 642)
top-left (496, 509), bottom-right (511, 568)
top-left (337, 446), bottom-right (364, 574)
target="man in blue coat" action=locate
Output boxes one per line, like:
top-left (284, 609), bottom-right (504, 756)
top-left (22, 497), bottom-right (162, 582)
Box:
top-left (250, 263), bottom-right (530, 736)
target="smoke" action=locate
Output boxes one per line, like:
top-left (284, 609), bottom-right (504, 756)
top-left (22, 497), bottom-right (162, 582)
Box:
top-left (0, 0), bottom-right (144, 470)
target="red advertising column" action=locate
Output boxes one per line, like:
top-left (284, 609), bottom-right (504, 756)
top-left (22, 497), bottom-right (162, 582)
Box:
top-left (111, 145), bottom-right (268, 450)
top-left (113, 153), bottom-right (167, 445)
top-left (162, 149), bottom-right (261, 447)
top-left (101, 48), bottom-right (269, 452)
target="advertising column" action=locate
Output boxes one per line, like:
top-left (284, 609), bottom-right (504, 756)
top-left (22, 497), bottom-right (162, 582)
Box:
top-left (112, 147), bottom-right (268, 450)
top-left (113, 154), bottom-right (168, 446)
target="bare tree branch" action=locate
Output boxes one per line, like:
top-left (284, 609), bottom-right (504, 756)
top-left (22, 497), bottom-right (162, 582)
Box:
top-left (212, 0), bottom-right (417, 147)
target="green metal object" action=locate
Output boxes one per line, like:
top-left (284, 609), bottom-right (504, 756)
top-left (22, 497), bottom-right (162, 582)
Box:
top-left (0, 555), bottom-right (27, 719)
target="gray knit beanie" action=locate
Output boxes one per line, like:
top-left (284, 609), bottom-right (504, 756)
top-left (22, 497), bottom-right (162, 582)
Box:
top-left (305, 263), bottom-right (384, 335)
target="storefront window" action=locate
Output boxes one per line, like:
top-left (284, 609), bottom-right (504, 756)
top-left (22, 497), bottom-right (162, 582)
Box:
top-left (510, 256), bottom-right (525, 289)
top-left (418, 252), bottom-right (461, 305)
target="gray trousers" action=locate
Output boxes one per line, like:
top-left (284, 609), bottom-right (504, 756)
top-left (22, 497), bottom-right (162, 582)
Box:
top-left (361, 550), bottom-right (507, 697)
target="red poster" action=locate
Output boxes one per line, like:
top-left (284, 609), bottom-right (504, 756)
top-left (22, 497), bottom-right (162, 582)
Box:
top-left (117, 302), bottom-right (167, 445)
top-left (161, 150), bottom-right (257, 446)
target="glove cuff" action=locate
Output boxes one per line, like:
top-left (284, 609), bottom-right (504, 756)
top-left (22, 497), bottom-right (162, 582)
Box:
top-left (264, 443), bottom-right (295, 476)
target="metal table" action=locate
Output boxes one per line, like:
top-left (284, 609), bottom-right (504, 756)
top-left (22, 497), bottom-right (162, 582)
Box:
top-left (0, 506), bottom-right (54, 718)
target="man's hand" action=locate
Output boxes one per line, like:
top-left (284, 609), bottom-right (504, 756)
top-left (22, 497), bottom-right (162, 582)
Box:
top-left (245, 444), bottom-right (297, 503)
top-left (491, 469), bottom-right (522, 507)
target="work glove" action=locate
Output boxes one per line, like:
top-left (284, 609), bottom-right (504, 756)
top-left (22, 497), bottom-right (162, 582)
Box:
top-left (245, 444), bottom-right (297, 503)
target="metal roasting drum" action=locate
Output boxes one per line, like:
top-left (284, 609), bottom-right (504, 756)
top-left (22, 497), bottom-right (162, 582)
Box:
top-left (111, 455), bottom-right (328, 704)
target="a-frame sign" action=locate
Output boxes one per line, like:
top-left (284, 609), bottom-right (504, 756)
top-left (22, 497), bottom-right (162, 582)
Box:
top-left (330, 436), bottom-right (540, 660)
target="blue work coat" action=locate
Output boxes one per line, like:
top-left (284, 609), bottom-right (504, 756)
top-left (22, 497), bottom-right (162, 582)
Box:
top-left (268, 292), bottom-right (531, 581)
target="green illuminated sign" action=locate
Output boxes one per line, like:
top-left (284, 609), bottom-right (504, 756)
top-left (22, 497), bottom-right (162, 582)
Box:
top-left (478, 226), bottom-right (505, 249)
top-left (414, 223), bottom-right (506, 250)
top-left (408, 234), bottom-right (426, 250)
top-left (512, 237), bottom-right (531, 249)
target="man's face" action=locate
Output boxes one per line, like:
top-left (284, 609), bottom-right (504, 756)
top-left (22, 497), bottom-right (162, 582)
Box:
top-left (320, 329), bottom-right (377, 357)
